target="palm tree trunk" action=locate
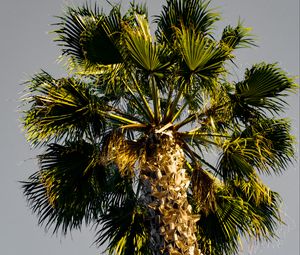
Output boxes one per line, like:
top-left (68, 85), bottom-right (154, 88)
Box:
top-left (140, 131), bottom-right (202, 255)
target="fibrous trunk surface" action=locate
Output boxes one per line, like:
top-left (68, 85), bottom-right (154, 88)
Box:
top-left (140, 131), bottom-right (202, 255)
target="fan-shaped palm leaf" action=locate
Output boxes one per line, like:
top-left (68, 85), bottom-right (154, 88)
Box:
top-left (233, 63), bottom-right (296, 115)
top-left (54, 4), bottom-right (99, 63)
top-left (218, 136), bottom-right (261, 180)
top-left (124, 14), bottom-right (170, 74)
top-left (95, 195), bottom-right (151, 255)
top-left (240, 118), bottom-right (295, 174)
top-left (22, 140), bottom-right (106, 234)
top-left (22, 71), bottom-right (106, 146)
top-left (177, 28), bottom-right (227, 79)
top-left (217, 117), bottom-right (294, 180)
top-left (196, 177), bottom-right (282, 255)
top-left (54, 4), bottom-right (122, 68)
top-left (229, 178), bottom-right (282, 241)
top-left (155, 0), bottom-right (219, 42)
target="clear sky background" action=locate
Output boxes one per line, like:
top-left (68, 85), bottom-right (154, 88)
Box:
top-left (0, 0), bottom-right (298, 254)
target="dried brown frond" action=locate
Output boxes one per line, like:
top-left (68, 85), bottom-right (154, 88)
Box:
top-left (191, 167), bottom-right (218, 215)
top-left (103, 131), bottom-right (138, 177)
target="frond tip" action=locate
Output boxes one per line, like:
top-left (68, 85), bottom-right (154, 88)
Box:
top-left (220, 21), bottom-right (256, 51)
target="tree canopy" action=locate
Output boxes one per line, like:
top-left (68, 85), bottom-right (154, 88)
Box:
top-left (21, 1), bottom-right (297, 254)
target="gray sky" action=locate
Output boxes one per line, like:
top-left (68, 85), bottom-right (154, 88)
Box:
top-left (0, 0), bottom-right (298, 254)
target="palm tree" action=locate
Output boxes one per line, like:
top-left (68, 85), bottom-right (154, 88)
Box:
top-left (21, 1), bottom-right (297, 254)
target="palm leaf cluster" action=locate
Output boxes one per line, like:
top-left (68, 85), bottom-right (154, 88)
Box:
top-left (21, 1), bottom-right (297, 254)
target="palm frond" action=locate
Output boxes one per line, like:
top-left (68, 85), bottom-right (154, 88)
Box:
top-left (229, 178), bottom-right (282, 242)
top-left (197, 195), bottom-right (241, 255)
top-left (123, 1), bottom-right (149, 25)
top-left (22, 72), bottom-right (106, 146)
top-left (88, 63), bottom-right (129, 99)
top-left (22, 140), bottom-right (106, 234)
top-left (233, 63), bottom-right (297, 117)
top-left (240, 118), bottom-right (295, 175)
top-left (197, 177), bottom-right (282, 255)
top-left (155, 0), bottom-right (219, 43)
top-left (190, 167), bottom-right (218, 215)
top-left (53, 4), bottom-right (99, 62)
top-left (104, 165), bottom-right (136, 208)
top-left (220, 21), bottom-right (256, 51)
top-left (218, 117), bottom-right (295, 180)
top-left (124, 14), bottom-right (169, 73)
top-left (177, 28), bottom-right (227, 80)
top-left (54, 3), bottom-right (122, 68)
top-left (217, 136), bottom-right (260, 180)
top-left (102, 131), bottom-right (139, 177)
top-left (95, 194), bottom-right (150, 255)
top-left (200, 83), bottom-right (235, 132)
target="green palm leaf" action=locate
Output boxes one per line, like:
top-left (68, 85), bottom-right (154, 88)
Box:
top-left (54, 4), bottom-right (122, 67)
top-left (220, 21), bottom-right (255, 51)
top-left (54, 4), bottom-right (98, 63)
top-left (22, 140), bottom-right (106, 234)
top-left (95, 196), bottom-right (150, 255)
top-left (218, 117), bottom-right (294, 179)
top-left (22, 72), bottom-right (106, 146)
top-left (218, 136), bottom-right (259, 180)
top-left (155, 0), bottom-right (219, 42)
top-left (196, 188), bottom-right (242, 255)
top-left (124, 14), bottom-right (169, 73)
top-left (177, 28), bottom-right (227, 81)
top-left (229, 178), bottom-right (282, 241)
top-left (196, 177), bottom-right (282, 255)
top-left (240, 118), bottom-right (295, 174)
top-left (234, 63), bottom-right (296, 115)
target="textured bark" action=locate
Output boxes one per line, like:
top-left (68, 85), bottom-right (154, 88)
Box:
top-left (140, 131), bottom-right (202, 255)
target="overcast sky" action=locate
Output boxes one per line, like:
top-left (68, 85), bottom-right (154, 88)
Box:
top-left (0, 0), bottom-right (299, 254)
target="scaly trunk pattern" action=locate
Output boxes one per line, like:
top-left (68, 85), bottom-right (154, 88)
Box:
top-left (140, 131), bottom-right (202, 255)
